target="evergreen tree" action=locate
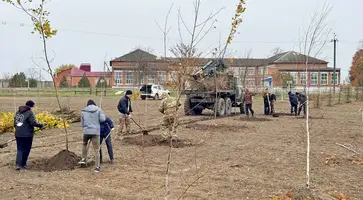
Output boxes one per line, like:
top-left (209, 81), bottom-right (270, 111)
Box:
top-left (28, 78), bottom-right (38, 88)
top-left (59, 76), bottom-right (69, 88)
top-left (77, 73), bottom-right (91, 88)
top-left (96, 77), bottom-right (108, 88)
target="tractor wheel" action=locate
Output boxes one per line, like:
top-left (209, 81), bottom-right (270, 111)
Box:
top-left (215, 97), bottom-right (226, 116)
top-left (184, 97), bottom-right (192, 115)
top-left (224, 97), bottom-right (232, 116)
top-left (194, 108), bottom-right (203, 115)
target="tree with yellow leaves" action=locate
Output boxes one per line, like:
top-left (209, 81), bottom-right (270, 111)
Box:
top-left (2, 0), bottom-right (70, 150)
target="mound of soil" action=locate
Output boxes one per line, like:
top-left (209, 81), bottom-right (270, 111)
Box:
top-left (122, 134), bottom-right (193, 148)
top-left (274, 188), bottom-right (338, 200)
top-left (236, 117), bottom-right (272, 122)
top-left (52, 108), bottom-right (81, 123)
top-left (185, 123), bottom-right (247, 131)
top-left (31, 150), bottom-right (92, 172)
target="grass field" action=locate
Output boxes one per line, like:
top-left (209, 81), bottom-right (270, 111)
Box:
top-left (0, 95), bottom-right (362, 199)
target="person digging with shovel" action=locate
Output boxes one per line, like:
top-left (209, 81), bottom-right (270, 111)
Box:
top-left (116, 90), bottom-right (133, 140)
top-left (79, 99), bottom-right (106, 173)
top-left (158, 93), bottom-right (181, 140)
top-left (99, 116), bottom-right (114, 164)
top-left (13, 100), bottom-right (44, 170)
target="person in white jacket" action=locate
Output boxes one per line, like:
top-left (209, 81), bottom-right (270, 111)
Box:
top-left (78, 99), bottom-right (106, 172)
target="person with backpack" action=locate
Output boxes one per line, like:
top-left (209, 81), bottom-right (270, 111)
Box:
top-left (79, 99), bottom-right (106, 173)
top-left (99, 116), bottom-right (114, 164)
top-left (13, 100), bottom-right (44, 170)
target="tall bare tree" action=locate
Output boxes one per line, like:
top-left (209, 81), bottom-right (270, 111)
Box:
top-left (298, 2), bottom-right (334, 189)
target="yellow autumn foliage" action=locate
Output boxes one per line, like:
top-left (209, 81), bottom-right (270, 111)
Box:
top-left (0, 111), bottom-right (70, 134)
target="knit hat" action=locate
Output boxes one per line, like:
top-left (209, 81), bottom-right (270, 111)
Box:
top-left (25, 100), bottom-right (35, 108)
top-left (87, 99), bottom-right (96, 106)
top-left (125, 90), bottom-right (133, 95)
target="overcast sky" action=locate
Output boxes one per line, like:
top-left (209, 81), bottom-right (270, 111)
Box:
top-left (0, 0), bottom-right (362, 82)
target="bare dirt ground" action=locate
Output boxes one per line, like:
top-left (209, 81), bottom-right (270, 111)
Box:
top-left (0, 96), bottom-right (362, 199)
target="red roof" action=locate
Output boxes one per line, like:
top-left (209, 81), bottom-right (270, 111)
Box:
top-left (69, 68), bottom-right (111, 77)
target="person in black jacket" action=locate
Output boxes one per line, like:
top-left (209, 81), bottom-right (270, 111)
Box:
top-left (116, 90), bottom-right (133, 139)
top-left (296, 92), bottom-right (307, 116)
top-left (13, 100), bottom-right (43, 170)
top-left (288, 91), bottom-right (298, 116)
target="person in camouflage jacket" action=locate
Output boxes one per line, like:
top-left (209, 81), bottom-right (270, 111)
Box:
top-left (158, 93), bottom-right (181, 140)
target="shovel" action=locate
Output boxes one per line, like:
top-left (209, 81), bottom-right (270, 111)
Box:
top-left (130, 118), bottom-right (148, 135)
top-left (0, 138), bottom-right (16, 149)
top-left (0, 126), bottom-right (46, 149)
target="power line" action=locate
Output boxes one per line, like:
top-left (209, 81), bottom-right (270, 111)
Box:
top-left (1, 20), bottom-right (360, 45)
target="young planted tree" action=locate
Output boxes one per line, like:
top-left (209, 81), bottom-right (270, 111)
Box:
top-left (3, 0), bottom-right (71, 150)
top-left (161, 1), bottom-right (246, 199)
top-left (298, 2), bottom-right (333, 189)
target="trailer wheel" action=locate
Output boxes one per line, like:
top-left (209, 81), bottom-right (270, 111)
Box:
top-left (215, 97), bottom-right (226, 116)
top-left (240, 103), bottom-right (245, 114)
top-left (224, 97), bottom-right (232, 116)
top-left (184, 97), bottom-right (192, 115)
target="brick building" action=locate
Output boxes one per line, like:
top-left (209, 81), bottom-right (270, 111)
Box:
top-left (110, 49), bottom-right (340, 90)
top-left (54, 63), bottom-right (112, 88)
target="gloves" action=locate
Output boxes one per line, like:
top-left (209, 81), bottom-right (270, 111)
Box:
top-left (39, 124), bottom-right (45, 130)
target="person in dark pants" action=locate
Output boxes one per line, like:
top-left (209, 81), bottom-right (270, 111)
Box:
top-left (100, 116), bottom-right (114, 164)
top-left (288, 91), bottom-right (298, 116)
top-left (263, 88), bottom-right (270, 115)
top-left (13, 100), bottom-right (43, 170)
top-left (243, 88), bottom-right (255, 118)
top-left (296, 92), bottom-right (307, 116)
top-left (269, 93), bottom-right (277, 114)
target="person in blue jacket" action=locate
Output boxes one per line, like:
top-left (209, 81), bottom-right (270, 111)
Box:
top-left (99, 116), bottom-right (114, 164)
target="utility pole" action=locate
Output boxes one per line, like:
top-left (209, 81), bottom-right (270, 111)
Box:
top-left (331, 33), bottom-right (338, 94)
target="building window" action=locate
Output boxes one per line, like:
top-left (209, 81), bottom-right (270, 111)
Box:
top-left (310, 72), bottom-right (318, 85)
top-left (290, 72), bottom-right (297, 85)
top-left (248, 68), bottom-right (255, 75)
top-left (148, 72), bottom-right (155, 84)
top-left (260, 67), bottom-right (266, 75)
top-left (169, 71), bottom-right (175, 82)
top-left (300, 72), bottom-right (306, 85)
top-left (321, 72), bottom-right (328, 85)
top-left (126, 71), bottom-right (133, 85)
top-left (331, 72), bottom-right (338, 85)
top-left (114, 71), bottom-right (123, 85)
top-left (158, 71), bottom-right (166, 85)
